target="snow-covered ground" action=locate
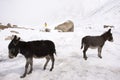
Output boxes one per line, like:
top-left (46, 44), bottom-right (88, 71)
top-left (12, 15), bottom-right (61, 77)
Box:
top-left (0, 27), bottom-right (120, 80)
top-left (0, 0), bottom-right (120, 80)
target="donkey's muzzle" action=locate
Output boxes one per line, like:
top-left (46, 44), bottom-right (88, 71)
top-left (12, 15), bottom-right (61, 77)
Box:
top-left (9, 55), bottom-right (14, 59)
top-left (8, 53), bottom-right (15, 59)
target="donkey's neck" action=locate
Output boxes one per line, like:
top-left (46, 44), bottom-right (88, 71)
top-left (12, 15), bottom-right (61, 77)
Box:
top-left (18, 41), bottom-right (26, 47)
top-left (100, 32), bottom-right (108, 41)
top-left (17, 41), bottom-right (27, 54)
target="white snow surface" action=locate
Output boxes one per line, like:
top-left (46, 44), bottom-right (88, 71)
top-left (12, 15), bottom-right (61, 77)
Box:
top-left (0, 0), bottom-right (120, 80)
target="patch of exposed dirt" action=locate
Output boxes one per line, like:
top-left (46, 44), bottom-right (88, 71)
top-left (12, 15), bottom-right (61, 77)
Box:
top-left (0, 25), bottom-right (34, 30)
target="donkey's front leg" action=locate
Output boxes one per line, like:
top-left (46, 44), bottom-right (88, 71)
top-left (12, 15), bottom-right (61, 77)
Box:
top-left (20, 58), bottom-right (31, 78)
top-left (27, 58), bottom-right (33, 74)
top-left (98, 47), bottom-right (102, 59)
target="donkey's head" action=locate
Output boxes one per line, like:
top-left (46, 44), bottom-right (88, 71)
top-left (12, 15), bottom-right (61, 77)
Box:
top-left (103, 29), bottom-right (113, 42)
top-left (8, 35), bottom-right (20, 59)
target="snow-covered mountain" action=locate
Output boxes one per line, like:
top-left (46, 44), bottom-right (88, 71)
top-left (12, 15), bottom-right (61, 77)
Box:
top-left (1, 0), bottom-right (119, 27)
top-left (79, 0), bottom-right (120, 29)
top-left (0, 0), bottom-right (120, 80)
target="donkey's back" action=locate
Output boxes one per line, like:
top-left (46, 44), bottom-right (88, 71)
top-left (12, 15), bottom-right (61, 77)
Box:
top-left (81, 36), bottom-right (105, 49)
top-left (26, 40), bottom-right (56, 57)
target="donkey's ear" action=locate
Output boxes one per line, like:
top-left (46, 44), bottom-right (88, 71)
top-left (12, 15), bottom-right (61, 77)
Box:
top-left (13, 35), bottom-right (17, 40)
top-left (13, 37), bottom-right (20, 46)
top-left (108, 29), bottom-right (111, 33)
top-left (13, 38), bottom-right (20, 46)
top-left (17, 37), bottom-right (20, 41)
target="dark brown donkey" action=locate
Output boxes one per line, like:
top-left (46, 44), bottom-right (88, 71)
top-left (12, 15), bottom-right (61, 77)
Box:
top-left (8, 35), bottom-right (56, 78)
top-left (81, 29), bottom-right (113, 60)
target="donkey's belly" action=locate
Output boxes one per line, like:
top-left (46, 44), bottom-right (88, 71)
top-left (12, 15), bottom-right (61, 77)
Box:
top-left (33, 53), bottom-right (49, 58)
top-left (33, 55), bottom-right (40, 58)
top-left (89, 46), bottom-right (99, 49)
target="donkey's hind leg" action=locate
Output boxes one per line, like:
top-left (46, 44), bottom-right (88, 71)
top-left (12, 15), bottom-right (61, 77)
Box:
top-left (44, 56), bottom-right (50, 70)
top-left (83, 45), bottom-right (89, 60)
top-left (98, 47), bottom-right (102, 59)
top-left (49, 54), bottom-right (55, 71)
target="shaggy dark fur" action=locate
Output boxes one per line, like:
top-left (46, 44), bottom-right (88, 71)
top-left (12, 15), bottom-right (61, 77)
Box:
top-left (8, 35), bottom-right (56, 78)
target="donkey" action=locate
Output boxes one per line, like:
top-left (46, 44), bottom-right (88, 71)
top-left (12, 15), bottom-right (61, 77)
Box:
top-left (81, 29), bottom-right (113, 60)
top-left (8, 35), bottom-right (56, 78)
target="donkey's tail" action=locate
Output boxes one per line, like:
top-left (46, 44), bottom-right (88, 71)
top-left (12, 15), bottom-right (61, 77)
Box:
top-left (54, 49), bottom-right (57, 56)
top-left (54, 51), bottom-right (57, 55)
top-left (81, 39), bottom-right (84, 49)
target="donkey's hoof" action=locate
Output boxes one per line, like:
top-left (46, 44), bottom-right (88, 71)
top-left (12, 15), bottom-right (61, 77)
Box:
top-left (50, 68), bottom-right (53, 71)
top-left (84, 57), bottom-right (87, 60)
top-left (85, 58), bottom-right (87, 60)
top-left (84, 58), bottom-right (87, 60)
top-left (20, 75), bottom-right (26, 78)
top-left (27, 71), bottom-right (32, 75)
top-left (43, 67), bottom-right (46, 70)
top-left (98, 56), bottom-right (102, 59)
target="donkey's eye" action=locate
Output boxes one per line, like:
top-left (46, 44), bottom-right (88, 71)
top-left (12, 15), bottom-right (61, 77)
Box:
top-left (10, 48), bottom-right (15, 53)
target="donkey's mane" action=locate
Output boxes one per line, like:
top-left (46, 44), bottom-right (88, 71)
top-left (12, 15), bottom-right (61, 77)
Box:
top-left (100, 30), bottom-right (109, 40)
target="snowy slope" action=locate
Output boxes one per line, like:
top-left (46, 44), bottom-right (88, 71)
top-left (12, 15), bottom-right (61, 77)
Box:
top-left (0, 0), bottom-right (120, 80)
top-left (0, 0), bottom-right (113, 27)
top-left (78, 0), bottom-right (120, 29)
